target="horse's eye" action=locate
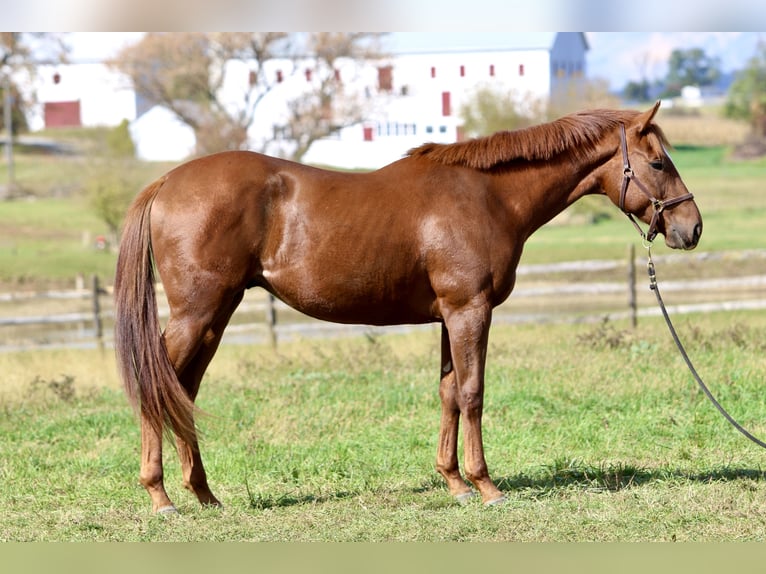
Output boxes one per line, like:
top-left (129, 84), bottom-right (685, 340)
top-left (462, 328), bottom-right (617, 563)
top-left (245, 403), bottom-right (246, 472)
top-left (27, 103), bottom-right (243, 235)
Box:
top-left (649, 159), bottom-right (664, 171)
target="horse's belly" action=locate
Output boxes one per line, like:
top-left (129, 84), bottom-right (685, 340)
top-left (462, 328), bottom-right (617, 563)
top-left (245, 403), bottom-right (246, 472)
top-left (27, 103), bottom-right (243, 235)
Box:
top-left (262, 269), bottom-right (435, 326)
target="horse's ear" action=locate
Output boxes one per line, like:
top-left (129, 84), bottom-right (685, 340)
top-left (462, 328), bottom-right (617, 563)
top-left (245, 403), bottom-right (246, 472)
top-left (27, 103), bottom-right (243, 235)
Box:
top-left (636, 100), bottom-right (661, 134)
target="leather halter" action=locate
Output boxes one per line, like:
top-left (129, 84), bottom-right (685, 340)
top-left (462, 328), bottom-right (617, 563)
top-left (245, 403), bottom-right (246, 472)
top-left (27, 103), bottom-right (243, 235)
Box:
top-left (618, 124), bottom-right (695, 243)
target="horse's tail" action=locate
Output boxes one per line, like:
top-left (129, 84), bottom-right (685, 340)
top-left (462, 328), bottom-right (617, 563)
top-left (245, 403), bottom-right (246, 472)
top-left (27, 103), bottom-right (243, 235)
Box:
top-left (114, 176), bottom-right (197, 446)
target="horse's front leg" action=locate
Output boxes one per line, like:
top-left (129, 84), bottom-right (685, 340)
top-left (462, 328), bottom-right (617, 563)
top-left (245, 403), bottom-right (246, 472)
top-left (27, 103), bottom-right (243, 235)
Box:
top-left (436, 323), bottom-right (475, 503)
top-left (441, 302), bottom-right (506, 506)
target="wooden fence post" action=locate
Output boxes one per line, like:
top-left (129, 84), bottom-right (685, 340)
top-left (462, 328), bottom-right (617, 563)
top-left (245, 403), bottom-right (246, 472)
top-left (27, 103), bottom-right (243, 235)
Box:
top-left (627, 244), bottom-right (637, 328)
top-left (92, 274), bottom-right (104, 350)
top-left (266, 293), bottom-right (277, 348)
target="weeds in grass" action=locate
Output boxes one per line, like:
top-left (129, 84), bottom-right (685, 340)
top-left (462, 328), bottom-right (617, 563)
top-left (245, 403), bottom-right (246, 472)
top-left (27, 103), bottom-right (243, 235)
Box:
top-left (576, 318), bottom-right (634, 350)
top-left (686, 322), bottom-right (766, 353)
top-left (27, 374), bottom-right (76, 403)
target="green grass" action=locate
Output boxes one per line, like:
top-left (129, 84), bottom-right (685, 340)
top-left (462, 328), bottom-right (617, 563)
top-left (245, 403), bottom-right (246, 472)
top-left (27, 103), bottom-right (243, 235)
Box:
top-left (2, 312), bottom-right (766, 541)
top-left (0, 197), bottom-right (117, 286)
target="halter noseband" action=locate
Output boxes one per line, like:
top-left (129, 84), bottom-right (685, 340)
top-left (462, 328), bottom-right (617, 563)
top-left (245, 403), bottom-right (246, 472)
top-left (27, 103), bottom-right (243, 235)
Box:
top-left (618, 124), bottom-right (694, 243)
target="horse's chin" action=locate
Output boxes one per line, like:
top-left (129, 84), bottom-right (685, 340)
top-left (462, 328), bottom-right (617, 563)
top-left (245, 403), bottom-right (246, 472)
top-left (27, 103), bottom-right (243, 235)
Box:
top-left (664, 230), bottom-right (699, 251)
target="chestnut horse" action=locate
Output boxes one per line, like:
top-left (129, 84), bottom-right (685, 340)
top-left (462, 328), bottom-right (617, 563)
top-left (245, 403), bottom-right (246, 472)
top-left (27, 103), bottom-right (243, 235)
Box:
top-left (114, 102), bottom-right (702, 513)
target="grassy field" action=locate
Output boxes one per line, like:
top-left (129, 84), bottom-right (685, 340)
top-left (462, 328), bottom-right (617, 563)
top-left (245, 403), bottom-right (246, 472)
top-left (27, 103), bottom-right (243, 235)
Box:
top-left (2, 311), bottom-right (766, 541)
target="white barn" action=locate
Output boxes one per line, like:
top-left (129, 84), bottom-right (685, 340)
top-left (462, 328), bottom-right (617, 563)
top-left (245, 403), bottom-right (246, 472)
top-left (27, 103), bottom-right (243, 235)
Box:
top-left (304, 32), bottom-right (589, 169)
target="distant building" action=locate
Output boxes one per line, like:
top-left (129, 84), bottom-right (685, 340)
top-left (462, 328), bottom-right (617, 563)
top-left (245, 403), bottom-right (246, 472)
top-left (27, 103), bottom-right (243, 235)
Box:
top-left (129, 105), bottom-right (196, 162)
top-left (25, 33), bottom-right (589, 167)
top-left (26, 63), bottom-right (136, 130)
top-left (303, 32), bottom-right (589, 169)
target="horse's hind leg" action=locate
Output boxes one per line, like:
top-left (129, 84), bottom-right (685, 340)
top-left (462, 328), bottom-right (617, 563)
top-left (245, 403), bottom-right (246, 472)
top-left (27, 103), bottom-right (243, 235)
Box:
top-left (164, 291), bottom-right (244, 509)
top-left (138, 304), bottom-right (211, 514)
top-left (140, 417), bottom-right (176, 514)
top-left (138, 288), bottom-right (243, 514)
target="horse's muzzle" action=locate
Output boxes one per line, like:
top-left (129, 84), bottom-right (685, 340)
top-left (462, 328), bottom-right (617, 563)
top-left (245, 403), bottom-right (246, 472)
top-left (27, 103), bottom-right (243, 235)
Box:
top-left (665, 221), bottom-right (702, 250)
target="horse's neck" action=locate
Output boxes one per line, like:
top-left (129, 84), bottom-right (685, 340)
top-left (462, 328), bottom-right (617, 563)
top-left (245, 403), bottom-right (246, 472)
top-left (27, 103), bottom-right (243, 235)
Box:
top-left (492, 152), bottom-right (609, 238)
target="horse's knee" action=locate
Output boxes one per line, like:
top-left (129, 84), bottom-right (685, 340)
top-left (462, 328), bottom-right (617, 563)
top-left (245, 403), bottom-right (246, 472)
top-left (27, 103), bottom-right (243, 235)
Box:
top-left (457, 387), bottom-right (483, 415)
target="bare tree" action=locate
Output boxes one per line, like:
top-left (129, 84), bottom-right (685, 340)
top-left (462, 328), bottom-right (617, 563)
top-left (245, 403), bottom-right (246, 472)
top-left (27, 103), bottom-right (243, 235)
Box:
top-left (111, 32), bottom-right (385, 160)
top-left (284, 33), bottom-right (384, 160)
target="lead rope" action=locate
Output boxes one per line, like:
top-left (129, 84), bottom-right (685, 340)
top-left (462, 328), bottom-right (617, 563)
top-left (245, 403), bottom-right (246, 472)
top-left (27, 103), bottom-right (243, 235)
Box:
top-left (644, 244), bottom-right (766, 450)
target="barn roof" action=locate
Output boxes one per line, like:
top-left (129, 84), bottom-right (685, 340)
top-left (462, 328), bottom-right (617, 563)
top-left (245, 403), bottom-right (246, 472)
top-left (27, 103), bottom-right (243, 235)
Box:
top-left (385, 32), bottom-right (588, 55)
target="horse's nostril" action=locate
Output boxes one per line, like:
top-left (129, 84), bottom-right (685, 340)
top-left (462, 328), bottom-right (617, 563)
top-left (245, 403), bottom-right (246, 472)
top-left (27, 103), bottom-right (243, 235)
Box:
top-left (693, 223), bottom-right (702, 244)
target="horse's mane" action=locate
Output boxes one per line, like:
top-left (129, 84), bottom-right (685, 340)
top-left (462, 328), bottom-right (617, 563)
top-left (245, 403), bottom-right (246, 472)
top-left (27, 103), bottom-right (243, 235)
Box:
top-left (406, 109), bottom-right (669, 170)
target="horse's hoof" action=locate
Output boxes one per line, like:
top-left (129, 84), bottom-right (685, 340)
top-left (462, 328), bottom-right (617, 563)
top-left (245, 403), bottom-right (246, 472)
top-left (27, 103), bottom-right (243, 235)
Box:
top-left (484, 495), bottom-right (507, 507)
top-left (157, 505), bottom-right (180, 516)
top-left (455, 491), bottom-right (476, 505)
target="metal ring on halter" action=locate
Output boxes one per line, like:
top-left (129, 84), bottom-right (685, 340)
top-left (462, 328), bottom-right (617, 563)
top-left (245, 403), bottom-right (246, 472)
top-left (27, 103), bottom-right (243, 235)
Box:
top-left (641, 234), bottom-right (654, 250)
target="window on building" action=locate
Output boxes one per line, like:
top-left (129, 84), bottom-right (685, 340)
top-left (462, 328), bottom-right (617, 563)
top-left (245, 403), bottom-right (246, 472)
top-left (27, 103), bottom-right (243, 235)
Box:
top-left (441, 91), bottom-right (451, 117)
top-left (519, 64), bottom-right (525, 76)
top-left (377, 65), bottom-right (393, 92)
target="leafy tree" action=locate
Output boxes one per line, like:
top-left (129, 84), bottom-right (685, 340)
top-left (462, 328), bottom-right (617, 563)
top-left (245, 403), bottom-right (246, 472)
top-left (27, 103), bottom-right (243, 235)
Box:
top-left (661, 48), bottom-right (721, 98)
top-left (105, 119), bottom-right (136, 158)
top-left (624, 79), bottom-right (651, 102)
top-left (84, 121), bottom-right (141, 243)
top-left (460, 85), bottom-right (546, 138)
top-left (0, 82), bottom-right (28, 135)
top-left (111, 32), bottom-right (385, 161)
top-left (724, 39), bottom-right (766, 138)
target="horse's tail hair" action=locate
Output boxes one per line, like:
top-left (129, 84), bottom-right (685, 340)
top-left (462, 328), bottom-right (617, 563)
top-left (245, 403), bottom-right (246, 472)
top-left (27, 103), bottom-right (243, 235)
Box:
top-left (114, 176), bottom-right (197, 447)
